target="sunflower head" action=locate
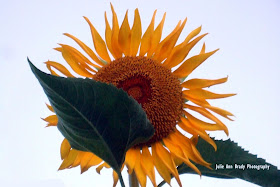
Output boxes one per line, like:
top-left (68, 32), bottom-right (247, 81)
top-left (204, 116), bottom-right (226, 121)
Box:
top-left (42, 4), bottom-right (235, 187)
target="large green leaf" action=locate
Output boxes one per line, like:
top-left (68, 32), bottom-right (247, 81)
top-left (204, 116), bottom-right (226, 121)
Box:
top-left (28, 59), bottom-right (154, 185)
top-left (158, 137), bottom-right (280, 187)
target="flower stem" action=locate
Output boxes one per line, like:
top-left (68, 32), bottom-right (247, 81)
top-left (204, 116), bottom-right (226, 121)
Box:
top-left (129, 171), bottom-right (139, 187)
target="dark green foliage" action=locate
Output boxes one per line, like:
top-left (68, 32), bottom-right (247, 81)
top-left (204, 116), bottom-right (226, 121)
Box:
top-left (28, 59), bottom-right (154, 186)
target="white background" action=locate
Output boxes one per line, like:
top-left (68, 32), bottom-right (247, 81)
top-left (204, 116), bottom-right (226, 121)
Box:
top-left (1, 0), bottom-right (279, 186)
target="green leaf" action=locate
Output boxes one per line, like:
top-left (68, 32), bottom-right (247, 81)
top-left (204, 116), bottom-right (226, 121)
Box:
top-left (28, 59), bottom-right (154, 184)
top-left (158, 137), bottom-right (280, 187)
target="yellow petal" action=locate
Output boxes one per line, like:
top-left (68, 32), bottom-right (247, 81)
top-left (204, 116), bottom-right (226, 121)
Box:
top-left (140, 146), bottom-right (157, 187)
top-left (200, 42), bottom-right (206, 54)
top-left (179, 117), bottom-right (217, 150)
top-left (125, 148), bottom-right (138, 174)
top-left (139, 10), bottom-right (156, 56)
top-left (147, 12), bottom-right (166, 57)
top-left (181, 76), bottom-right (228, 89)
top-left (46, 103), bottom-right (54, 112)
top-left (173, 49), bottom-right (219, 78)
top-left (84, 16), bottom-right (111, 62)
top-left (154, 142), bottom-right (182, 187)
top-left (183, 93), bottom-right (210, 105)
top-left (184, 111), bottom-right (227, 133)
top-left (163, 136), bottom-right (201, 175)
top-left (171, 131), bottom-right (211, 168)
top-left (153, 18), bottom-right (187, 63)
top-left (63, 33), bottom-right (104, 67)
top-left (42, 115), bottom-right (58, 127)
top-left (104, 11), bottom-right (114, 58)
top-left (151, 144), bottom-right (171, 185)
top-left (80, 152), bottom-right (94, 173)
top-left (134, 149), bottom-right (147, 187)
top-left (163, 33), bottom-right (208, 69)
top-left (60, 44), bottom-right (94, 78)
top-left (71, 151), bottom-right (82, 167)
top-left (184, 104), bottom-right (229, 135)
top-left (129, 8), bottom-right (142, 56)
top-left (46, 64), bottom-right (59, 76)
top-left (110, 3), bottom-right (122, 58)
top-left (60, 138), bottom-right (71, 160)
top-left (59, 149), bottom-right (79, 170)
top-left (183, 88), bottom-right (236, 100)
top-left (118, 10), bottom-right (131, 56)
top-left (59, 44), bottom-right (99, 72)
top-left (96, 162), bottom-right (110, 174)
top-left (113, 170), bottom-right (119, 187)
top-left (44, 61), bottom-right (74, 77)
top-left (82, 153), bottom-right (103, 173)
top-left (183, 26), bottom-right (202, 45)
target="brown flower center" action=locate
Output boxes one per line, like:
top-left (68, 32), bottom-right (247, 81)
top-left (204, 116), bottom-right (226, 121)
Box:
top-left (93, 56), bottom-right (183, 147)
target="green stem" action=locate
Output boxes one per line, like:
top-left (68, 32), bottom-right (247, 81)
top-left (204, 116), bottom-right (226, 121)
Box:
top-left (119, 173), bottom-right (126, 187)
top-left (129, 171), bottom-right (139, 187)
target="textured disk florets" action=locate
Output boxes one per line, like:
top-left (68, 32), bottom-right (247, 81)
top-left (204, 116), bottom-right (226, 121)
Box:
top-left (93, 56), bottom-right (183, 146)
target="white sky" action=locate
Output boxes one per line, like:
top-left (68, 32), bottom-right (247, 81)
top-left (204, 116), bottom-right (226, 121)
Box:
top-left (1, 0), bottom-right (280, 186)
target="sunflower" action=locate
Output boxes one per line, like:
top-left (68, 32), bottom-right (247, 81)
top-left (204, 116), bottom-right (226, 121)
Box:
top-left (42, 4), bottom-right (235, 187)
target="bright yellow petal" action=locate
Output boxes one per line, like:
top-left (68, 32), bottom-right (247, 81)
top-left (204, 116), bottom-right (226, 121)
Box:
top-left (139, 10), bottom-right (156, 56)
top-left (151, 144), bottom-right (171, 185)
top-left (46, 103), bottom-right (54, 112)
top-left (147, 12), bottom-right (166, 57)
top-left (183, 26), bottom-right (202, 45)
top-left (104, 11), bottom-right (115, 58)
top-left (118, 10), bottom-right (131, 56)
top-left (60, 138), bottom-right (71, 160)
top-left (80, 152), bottom-right (94, 173)
top-left (181, 76), bottom-right (228, 89)
top-left (170, 131), bottom-right (211, 168)
top-left (184, 103), bottom-right (229, 135)
top-left (113, 170), bottom-right (119, 187)
top-left (96, 162), bottom-right (110, 174)
top-left (134, 149), bottom-right (147, 187)
top-left (71, 151), bottom-right (82, 167)
top-left (184, 111), bottom-right (227, 132)
top-left (110, 3), bottom-right (122, 58)
top-left (46, 64), bottom-right (59, 76)
top-left (173, 49), bottom-right (219, 78)
top-left (163, 136), bottom-right (201, 175)
top-left (44, 61), bottom-right (74, 77)
top-left (183, 88), bottom-right (236, 100)
top-left (153, 18), bottom-right (187, 63)
top-left (42, 115), bottom-right (58, 127)
top-left (129, 8), bottom-right (142, 56)
top-left (60, 44), bottom-right (95, 78)
top-left (125, 148), bottom-right (138, 174)
top-left (183, 93), bottom-right (210, 105)
top-left (140, 146), bottom-right (157, 187)
top-left (179, 117), bottom-right (217, 150)
top-left (63, 33), bottom-right (104, 67)
top-left (59, 149), bottom-right (79, 170)
top-left (84, 16), bottom-right (111, 62)
top-left (163, 33), bottom-right (208, 69)
top-left (59, 44), bottom-right (99, 72)
top-left (154, 142), bottom-right (182, 187)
